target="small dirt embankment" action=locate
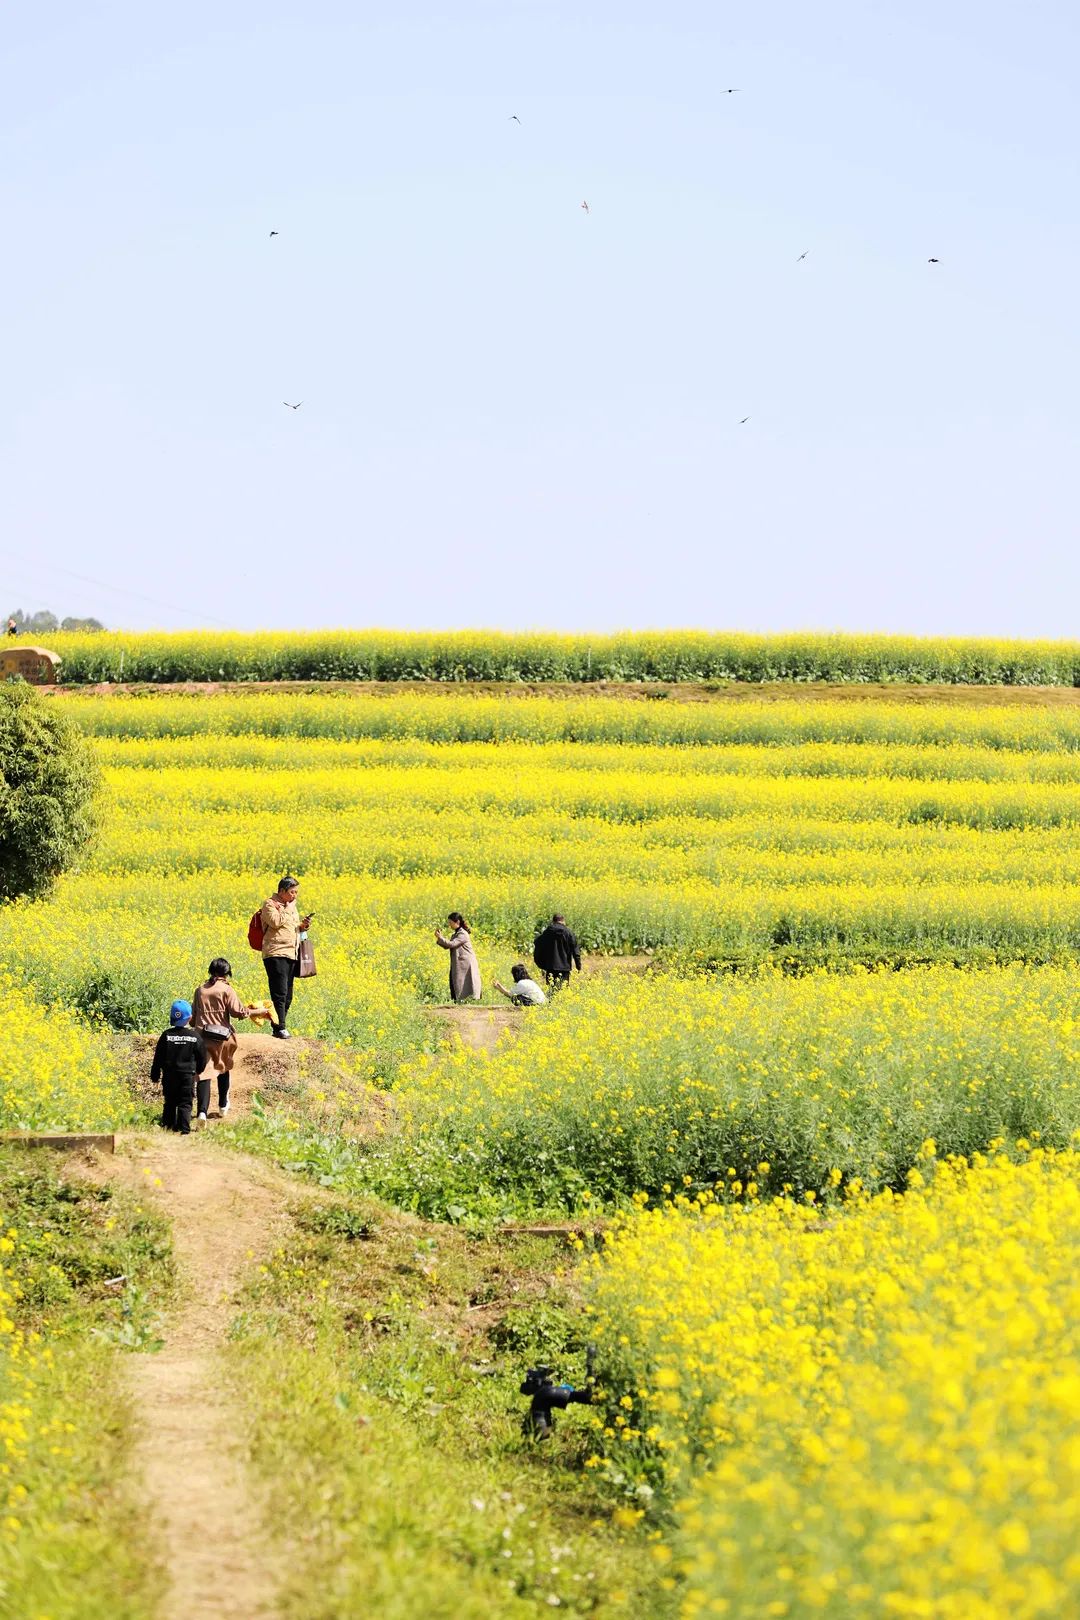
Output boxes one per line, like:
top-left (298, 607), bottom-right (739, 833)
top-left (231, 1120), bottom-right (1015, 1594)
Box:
top-left (124, 1029), bottom-right (316, 1119)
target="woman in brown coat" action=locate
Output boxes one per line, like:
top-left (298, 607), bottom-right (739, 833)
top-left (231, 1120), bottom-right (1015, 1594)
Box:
top-left (191, 958), bottom-right (257, 1120)
top-left (435, 913), bottom-right (482, 1003)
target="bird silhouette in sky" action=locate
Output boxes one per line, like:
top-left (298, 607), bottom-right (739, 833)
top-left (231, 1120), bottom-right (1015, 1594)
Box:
top-left (927, 257), bottom-right (940, 263)
top-left (797, 250), bottom-right (809, 262)
top-left (269, 230), bottom-right (279, 237)
top-left (283, 401), bottom-right (302, 410)
top-left (509, 114), bottom-right (521, 124)
top-left (581, 200), bottom-right (590, 214)
top-left (740, 416), bottom-right (751, 424)
top-left (725, 88), bottom-right (741, 93)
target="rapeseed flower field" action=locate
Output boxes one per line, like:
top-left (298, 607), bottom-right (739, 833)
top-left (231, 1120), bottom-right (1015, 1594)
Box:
top-left (0, 977), bottom-right (130, 1131)
top-left (586, 1145), bottom-right (1080, 1618)
top-left (10, 688), bottom-right (1080, 1113)
top-left (12, 692), bottom-right (1080, 1028)
top-left (52, 688), bottom-right (1080, 746)
top-left (369, 966), bottom-right (1080, 1214)
top-left (6, 684), bottom-right (1080, 1611)
top-left (39, 626), bottom-right (1080, 684)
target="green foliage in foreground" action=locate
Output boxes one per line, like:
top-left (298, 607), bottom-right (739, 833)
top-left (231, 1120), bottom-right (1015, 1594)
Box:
top-left (0, 1148), bottom-right (172, 1620)
top-left (0, 684), bottom-right (99, 902)
top-left (230, 1192), bottom-right (671, 1619)
top-left (47, 627), bottom-right (1080, 685)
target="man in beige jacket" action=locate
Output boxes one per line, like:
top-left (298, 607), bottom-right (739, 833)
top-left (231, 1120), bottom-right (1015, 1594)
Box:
top-left (261, 875), bottom-right (311, 1039)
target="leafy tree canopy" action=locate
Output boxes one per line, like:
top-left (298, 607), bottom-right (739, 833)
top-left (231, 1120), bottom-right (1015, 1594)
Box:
top-left (0, 685), bottom-right (100, 901)
top-left (6, 609), bottom-right (106, 635)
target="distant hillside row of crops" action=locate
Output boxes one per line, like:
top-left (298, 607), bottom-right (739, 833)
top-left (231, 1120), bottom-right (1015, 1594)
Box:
top-left (56, 691), bottom-right (1080, 749)
top-left (41, 628), bottom-right (1080, 685)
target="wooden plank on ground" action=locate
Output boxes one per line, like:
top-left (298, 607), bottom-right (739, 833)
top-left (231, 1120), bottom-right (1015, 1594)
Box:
top-left (1, 1132), bottom-right (116, 1153)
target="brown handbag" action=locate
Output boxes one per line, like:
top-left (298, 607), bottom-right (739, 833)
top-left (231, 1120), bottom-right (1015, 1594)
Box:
top-left (297, 935), bottom-right (317, 979)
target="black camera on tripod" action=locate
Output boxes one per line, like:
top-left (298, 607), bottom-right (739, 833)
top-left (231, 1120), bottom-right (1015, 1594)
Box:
top-left (519, 1347), bottom-right (597, 1437)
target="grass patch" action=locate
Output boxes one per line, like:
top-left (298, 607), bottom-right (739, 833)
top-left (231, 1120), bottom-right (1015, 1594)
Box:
top-left (228, 1191), bottom-right (674, 1618)
top-left (0, 1146), bottom-right (172, 1619)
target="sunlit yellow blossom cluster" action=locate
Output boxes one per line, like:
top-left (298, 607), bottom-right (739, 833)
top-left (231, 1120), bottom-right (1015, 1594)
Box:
top-left (0, 1225), bottom-right (67, 1560)
top-left (586, 1146), bottom-right (1080, 1619)
top-left (377, 966), bottom-right (1080, 1211)
top-left (0, 977), bottom-right (129, 1132)
top-left (0, 1235), bottom-right (31, 1523)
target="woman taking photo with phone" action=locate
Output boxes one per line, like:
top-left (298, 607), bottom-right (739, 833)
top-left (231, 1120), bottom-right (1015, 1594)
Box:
top-left (259, 875), bottom-right (312, 1038)
top-left (435, 912), bottom-right (481, 1003)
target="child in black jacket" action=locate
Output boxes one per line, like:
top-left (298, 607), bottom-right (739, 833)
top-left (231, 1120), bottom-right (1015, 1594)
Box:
top-left (150, 1000), bottom-right (208, 1135)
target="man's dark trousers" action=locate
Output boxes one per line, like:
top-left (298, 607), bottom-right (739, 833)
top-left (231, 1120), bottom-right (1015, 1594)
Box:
top-left (544, 971), bottom-right (571, 992)
top-left (265, 955), bottom-right (297, 1029)
top-left (162, 1076), bottom-right (195, 1134)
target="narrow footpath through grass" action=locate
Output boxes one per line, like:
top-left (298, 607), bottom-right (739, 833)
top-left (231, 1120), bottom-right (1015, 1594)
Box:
top-left (25, 1022), bottom-right (672, 1620)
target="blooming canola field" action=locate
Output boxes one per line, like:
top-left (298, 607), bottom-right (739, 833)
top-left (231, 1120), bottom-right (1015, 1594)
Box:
top-left (39, 626), bottom-right (1080, 684)
top-left (6, 688), bottom-right (1080, 1102)
top-left (587, 1145), bottom-right (1080, 1618)
top-left (8, 684), bottom-right (1080, 1613)
top-left (12, 691), bottom-right (1080, 1018)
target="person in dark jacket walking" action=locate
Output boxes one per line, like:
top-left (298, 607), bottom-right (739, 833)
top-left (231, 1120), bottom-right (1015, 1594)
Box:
top-left (533, 914), bottom-right (582, 991)
top-left (150, 1000), bottom-right (208, 1135)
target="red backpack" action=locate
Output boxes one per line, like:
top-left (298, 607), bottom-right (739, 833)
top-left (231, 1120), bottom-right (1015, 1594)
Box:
top-left (248, 909), bottom-right (264, 951)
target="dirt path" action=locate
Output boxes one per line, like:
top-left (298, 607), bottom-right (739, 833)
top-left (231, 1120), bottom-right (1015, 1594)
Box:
top-left (428, 954), bottom-right (654, 1053)
top-left (126, 1030), bottom-right (310, 1122)
top-left (47, 679), bottom-right (1080, 707)
top-left (427, 1003), bottom-right (522, 1053)
top-left (111, 1120), bottom-right (291, 1620)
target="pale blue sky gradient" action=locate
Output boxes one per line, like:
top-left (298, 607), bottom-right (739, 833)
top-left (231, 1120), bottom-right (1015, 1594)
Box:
top-left (2, 2), bottom-right (1078, 634)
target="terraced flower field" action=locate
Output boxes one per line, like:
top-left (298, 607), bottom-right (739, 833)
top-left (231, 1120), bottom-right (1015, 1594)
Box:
top-left (8, 680), bottom-right (1080, 1617)
top-left (11, 685), bottom-right (1080, 1181)
top-left (12, 692), bottom-right (1080, 1034)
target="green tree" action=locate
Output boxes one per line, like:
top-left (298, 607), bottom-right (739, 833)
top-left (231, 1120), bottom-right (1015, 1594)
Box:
top-left (0, 685), bottom-right (100, 901)
top-left (5, 610), bottom-right (107, 635)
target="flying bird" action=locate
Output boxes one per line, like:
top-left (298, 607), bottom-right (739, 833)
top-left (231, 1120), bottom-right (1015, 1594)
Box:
top-left (740, 416), bottom-right (751, 424)
top-left (269, 230), bottom-right (279, 237)
top-left (927, 257), bottom-right (940, 263)
top-left (509, 114), bottom-right (521, 123)
top-left (725, 88), bottom-right (741, 93)
top-left (283, 401), bottom-right (302, 410)
top-left (581, 200), bottom-right (590, 214)
top-left (797, 250), bottom-right (809, 262)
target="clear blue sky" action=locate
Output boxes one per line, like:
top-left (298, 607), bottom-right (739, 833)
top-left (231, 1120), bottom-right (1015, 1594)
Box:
top-left (2, 2), bottom-right (1077, 635)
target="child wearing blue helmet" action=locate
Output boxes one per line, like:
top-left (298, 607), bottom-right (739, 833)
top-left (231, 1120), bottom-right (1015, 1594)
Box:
top-left (150, 1000), bottom-right (209, 1134)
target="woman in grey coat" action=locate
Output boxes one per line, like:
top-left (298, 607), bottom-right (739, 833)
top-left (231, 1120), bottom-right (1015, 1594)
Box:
top-left (435, 912), bottom-right (482, 1002)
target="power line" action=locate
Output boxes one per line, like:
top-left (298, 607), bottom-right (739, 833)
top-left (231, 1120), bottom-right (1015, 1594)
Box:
top-left (0, 552), bottom-right (233, 629)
